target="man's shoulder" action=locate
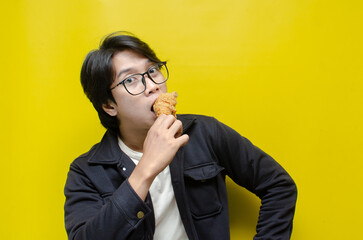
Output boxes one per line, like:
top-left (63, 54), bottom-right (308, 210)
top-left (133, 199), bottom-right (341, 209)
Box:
top-left (177, 113), bottom-right (217, 123)
top-left (70, 142), bottom-right (101, 169)
top-left (177, 114), bottom-right (223, 137)
top-left (69, 130), bottom-right (121, 170)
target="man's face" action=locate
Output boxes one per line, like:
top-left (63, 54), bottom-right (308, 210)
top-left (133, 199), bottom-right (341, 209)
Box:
top-left (106, 50), bottom-right (167, 134)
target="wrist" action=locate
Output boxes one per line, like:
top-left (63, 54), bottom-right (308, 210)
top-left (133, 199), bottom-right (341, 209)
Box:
top-left (128, 162), bottom-right (156, 201)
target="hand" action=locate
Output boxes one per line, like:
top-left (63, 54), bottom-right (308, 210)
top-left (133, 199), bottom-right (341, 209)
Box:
top-left (142, 114), bottom-right (189, 176)
top-left (128, 114), bottom-right (189, 200)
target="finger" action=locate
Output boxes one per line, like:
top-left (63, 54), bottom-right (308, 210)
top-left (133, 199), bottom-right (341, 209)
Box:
top-left (159, 114), bottom-right (176, 129)
top-left (152, 114), bottom-right (169, 128)
top-left (175, 134), bottom-right (189, 147)
top-left (169, 120), bottom-right (183, 137)
top-left (154, 113), bottom-right (167, 123)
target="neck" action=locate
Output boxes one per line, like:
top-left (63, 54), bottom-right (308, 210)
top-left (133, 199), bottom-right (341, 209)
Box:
top-left (118, 126), bottom-right (147, 153)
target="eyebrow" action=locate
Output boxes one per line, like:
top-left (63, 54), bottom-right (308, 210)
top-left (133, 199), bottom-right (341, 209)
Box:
top-left (116, 68), bottom-right (132, 80)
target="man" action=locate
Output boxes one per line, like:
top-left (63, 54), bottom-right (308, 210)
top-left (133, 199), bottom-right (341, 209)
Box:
top-left (64, 31), bottom-right (297, 240)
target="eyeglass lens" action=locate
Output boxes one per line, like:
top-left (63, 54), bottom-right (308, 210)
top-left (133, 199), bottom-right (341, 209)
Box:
top-left (124, 63), bottom-right (168, 95)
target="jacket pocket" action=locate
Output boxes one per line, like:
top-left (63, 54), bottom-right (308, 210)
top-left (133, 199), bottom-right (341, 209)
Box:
top-left (184, 162), bottom-right (224, 219)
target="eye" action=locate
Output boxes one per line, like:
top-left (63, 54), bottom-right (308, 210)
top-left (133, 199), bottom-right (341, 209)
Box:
top-left (148, 65), bottom-right (160, 75)
top-left (124, 76), bottom-right (138, 85)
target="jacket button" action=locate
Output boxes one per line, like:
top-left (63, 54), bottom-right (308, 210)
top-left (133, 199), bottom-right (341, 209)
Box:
top-left (137, 211), bottom-right (144, 219)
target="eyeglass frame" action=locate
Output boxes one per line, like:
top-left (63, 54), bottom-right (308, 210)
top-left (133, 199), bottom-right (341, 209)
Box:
top-left (109, 61), bottom-right (169, 96)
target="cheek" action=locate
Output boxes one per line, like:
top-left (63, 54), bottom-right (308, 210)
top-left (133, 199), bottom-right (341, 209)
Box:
top-left (116, 96), bottom-right (141, 117)
top-left (117, 98), bottom-right (133, 114)
top-left (113, 93), bottom-right (132, 114)
top-left (160, 83), bottom-right (168, 92)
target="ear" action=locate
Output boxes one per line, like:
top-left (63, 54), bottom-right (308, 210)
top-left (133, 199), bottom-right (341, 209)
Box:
top-left (102, 101), bottom-right (118, 117)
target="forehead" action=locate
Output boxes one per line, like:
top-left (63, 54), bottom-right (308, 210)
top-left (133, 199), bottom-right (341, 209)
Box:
top-left (112, 50), bottom-right (150, 71)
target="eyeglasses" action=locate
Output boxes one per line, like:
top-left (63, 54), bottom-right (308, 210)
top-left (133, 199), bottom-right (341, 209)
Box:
top-left (110, 62), bottom-right (169, 95)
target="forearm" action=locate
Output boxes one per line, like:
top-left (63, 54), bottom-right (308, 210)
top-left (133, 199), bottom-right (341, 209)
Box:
top-left (213, 118), bottom-right (297, 239)
top-left (128, 160), bottom-right (156, 201)
top-left (254, 171), bottom-right (297, 239)
top-left (64, 169), bottom-right (152, 240)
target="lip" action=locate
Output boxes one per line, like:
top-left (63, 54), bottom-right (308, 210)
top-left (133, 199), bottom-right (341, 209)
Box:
top-left (151, 97), bottom-right (157, 107)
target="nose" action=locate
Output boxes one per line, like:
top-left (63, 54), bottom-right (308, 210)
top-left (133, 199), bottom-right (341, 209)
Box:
top-left (143, 75), bottom-right (159, 96)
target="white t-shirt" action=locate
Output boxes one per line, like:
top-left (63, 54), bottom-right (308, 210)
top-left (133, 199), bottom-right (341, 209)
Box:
top-left (118, 138), bottom-right (188, 240)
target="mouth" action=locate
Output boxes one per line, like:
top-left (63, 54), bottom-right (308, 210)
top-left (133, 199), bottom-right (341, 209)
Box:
top-left (150, 99), bottom-right (157, 116)
top-left (150, 93), bottom-right (162, 117)
top-left (151, 95), bottom-right (160, 111)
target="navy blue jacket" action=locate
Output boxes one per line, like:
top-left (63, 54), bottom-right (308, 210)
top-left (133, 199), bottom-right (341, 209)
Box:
top-left (64, 114), bottom-right (297, 240)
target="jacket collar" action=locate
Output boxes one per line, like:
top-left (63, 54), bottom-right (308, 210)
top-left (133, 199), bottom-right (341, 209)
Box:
top-left (87, 130), bottom-right (122, 165)
top-left (178, 114), bottom-right (196, 133)
top-left (87, 114), bottom-right (197, 165)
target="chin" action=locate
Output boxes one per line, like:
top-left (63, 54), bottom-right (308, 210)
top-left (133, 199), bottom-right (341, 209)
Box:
top-left (145, 115), bottom-right (156, 126)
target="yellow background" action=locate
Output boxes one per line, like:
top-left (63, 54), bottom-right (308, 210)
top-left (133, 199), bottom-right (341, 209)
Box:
top-left (1, 0), bottom-right (362, 239)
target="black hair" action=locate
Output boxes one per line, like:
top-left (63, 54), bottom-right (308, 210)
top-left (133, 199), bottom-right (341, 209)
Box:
top-left (80, 31), bottom-right (161, 133)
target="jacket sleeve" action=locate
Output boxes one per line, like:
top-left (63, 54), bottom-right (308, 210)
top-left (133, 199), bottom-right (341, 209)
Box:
top-left (212, 119), bottom-right (297, 240)
top-left (64, 161), bottom-right (153, 240)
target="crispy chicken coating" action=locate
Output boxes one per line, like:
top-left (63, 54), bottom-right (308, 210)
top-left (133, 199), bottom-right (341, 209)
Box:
top-left (153, 91), bottom-right (178, 117)
top-left (153, 91), bottom-right (182, 135)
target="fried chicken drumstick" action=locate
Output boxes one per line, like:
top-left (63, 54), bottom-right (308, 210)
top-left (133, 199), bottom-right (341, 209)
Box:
top-left (153, 91), bottom-right (182, 135)
top-left (153, 91), bottom-right (178, 117)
